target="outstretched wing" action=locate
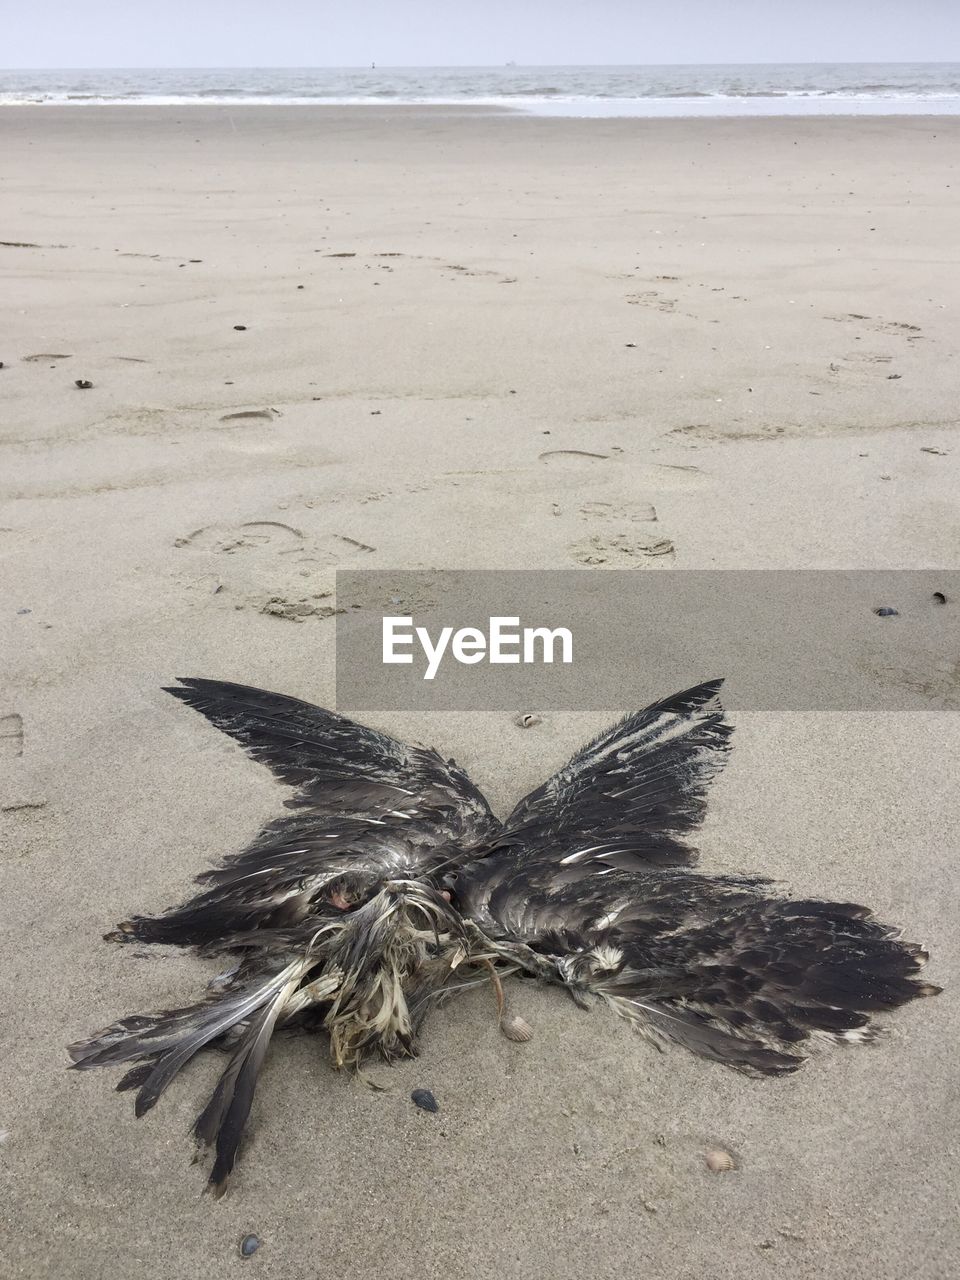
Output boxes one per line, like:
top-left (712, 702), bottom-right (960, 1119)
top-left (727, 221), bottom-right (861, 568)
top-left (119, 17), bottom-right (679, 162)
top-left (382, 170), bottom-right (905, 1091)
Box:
top-left (117, 678), bottom-right (498, 947)
top-left (454, 680), bottom-right (938, 1077)
top-left (454, 679), bottom-right (733, 941)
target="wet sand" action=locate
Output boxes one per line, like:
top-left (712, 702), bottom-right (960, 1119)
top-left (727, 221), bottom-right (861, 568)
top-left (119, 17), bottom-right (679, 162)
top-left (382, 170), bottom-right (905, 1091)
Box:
top-left (0, 107), bottom-right (957, 1279)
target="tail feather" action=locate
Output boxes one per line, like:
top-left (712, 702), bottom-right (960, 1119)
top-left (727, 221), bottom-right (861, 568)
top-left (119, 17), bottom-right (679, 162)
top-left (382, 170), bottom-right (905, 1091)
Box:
top-left (68, 959), bottom-right (309, 1152)
top-left (195, 971), bottom-right (301, 1197)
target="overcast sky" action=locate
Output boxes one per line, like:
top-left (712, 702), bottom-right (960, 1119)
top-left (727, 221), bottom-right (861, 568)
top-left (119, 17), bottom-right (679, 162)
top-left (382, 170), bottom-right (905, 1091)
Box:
top-left (4, 1), bottom-right (960, 69)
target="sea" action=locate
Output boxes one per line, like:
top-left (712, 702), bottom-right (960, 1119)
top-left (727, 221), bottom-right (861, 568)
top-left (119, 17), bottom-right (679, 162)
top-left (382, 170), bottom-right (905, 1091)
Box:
top-left (2, 64), bottom-right (960, 116)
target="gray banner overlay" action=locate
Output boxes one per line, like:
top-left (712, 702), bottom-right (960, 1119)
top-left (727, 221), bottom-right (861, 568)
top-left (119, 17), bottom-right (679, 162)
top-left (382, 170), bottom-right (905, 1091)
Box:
top-left (334, 570), bottom-right (959, 712)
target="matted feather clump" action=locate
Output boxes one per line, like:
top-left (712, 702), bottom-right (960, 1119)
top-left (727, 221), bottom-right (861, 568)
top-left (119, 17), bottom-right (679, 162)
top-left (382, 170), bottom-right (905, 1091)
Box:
top-left (69, 678), bottom-right (939, 1195)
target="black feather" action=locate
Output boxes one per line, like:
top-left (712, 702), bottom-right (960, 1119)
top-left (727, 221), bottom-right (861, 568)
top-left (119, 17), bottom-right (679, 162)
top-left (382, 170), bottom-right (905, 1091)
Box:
top-left (197, 983), bottom-right (293, 1197)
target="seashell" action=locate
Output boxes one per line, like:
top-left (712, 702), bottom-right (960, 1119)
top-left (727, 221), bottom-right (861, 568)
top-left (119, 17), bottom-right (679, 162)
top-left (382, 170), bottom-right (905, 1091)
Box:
top-left (514, 713), bottom-right (542, 729)
top-left (411, 1088), bottom-right (438, 1113)
top-left (705, 1148), bottom-right (736, 1173)
top-left (75, 379), bottom-right (93, 389)
top-left (873, 606), bottom-right (899, 617)
top-left (239, 1234), bottom-right (261, 1258)
top-left (933, 591), bottom-right (947, 605)
top-left (500, 1012), bottom-right (534, 1043)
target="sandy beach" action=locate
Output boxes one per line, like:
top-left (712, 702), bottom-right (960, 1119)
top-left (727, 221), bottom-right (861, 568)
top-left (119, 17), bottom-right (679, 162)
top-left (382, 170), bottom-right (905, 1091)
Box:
top-left (1, 107), bottom-right (958, 1278)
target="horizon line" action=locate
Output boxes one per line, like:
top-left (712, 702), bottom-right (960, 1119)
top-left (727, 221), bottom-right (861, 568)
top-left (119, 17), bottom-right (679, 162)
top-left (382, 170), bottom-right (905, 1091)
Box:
top-left (4, 59), bottom-right (960, 73)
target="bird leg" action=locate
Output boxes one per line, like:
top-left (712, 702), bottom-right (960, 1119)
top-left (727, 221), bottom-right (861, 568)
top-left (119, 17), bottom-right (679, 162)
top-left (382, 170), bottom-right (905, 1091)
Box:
top-left (479, 958), bottom-right (533, 1044)
top-left (480, 957), bottom-right (507, 1019)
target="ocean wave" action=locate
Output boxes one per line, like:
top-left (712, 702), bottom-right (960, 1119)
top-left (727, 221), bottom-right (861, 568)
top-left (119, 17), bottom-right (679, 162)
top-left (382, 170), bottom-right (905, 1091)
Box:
top-left (8, 92), bottom-right (960, 106)
top-left (4, 63), bottom-right (960, 115)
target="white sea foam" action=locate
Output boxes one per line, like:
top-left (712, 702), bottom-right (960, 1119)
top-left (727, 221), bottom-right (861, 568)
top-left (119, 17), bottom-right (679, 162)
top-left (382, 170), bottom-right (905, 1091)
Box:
top-left (3, 64), bottom-right (960, 116)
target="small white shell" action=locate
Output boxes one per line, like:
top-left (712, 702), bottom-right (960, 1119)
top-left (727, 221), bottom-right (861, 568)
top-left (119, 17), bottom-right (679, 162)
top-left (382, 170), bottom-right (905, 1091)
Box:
top-left (705, 1148), bottom-right (736, 1173)
top-left (514, 713), bottom-right (542, 729)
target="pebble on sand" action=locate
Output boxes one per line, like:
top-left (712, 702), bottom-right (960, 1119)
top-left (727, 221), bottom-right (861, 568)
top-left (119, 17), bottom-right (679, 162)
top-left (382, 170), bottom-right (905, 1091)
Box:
top-left (74, 379), bottom-right (93, 389)
top-left (411, 1089), bottom-right (439, 1113)
top-left (233, 325), bottom-right (247, 331)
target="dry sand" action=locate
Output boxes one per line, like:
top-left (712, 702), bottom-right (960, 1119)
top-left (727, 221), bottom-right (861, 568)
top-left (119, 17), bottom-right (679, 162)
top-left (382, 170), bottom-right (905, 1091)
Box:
top-left (0, 108), bottom-right (958, 1279)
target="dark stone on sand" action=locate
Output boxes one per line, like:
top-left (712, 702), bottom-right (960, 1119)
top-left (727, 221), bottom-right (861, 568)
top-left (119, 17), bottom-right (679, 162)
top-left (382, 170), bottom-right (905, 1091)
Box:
top-left (75, 379), bottom-right (93, 389)
top-left (239, 1234), bottom-right (261, 1258)
top-left (874, 607), bottom-right (899, 617)
top-left (411, 1089), bottom-right (438, 1113)
top-left (233, 325), bottom-right (247, 331)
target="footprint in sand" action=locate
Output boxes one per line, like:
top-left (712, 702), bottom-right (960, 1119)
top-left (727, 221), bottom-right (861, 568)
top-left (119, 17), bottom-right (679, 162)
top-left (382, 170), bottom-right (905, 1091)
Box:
top-left (219, 409), bottom-right (280, 423)
top-left (825, 314), bottom-right (924, 342)
top-left (0, 713), bottom-right (24, 759)
top-left (539, 449), bottom-right (612, 469)
top-left (442, 263), bottom-right (517, 284)
top-left (626, 290), bottom-right (677, 313)
top-left (175, 521), bottom-right (305, 555)
top-left (827, 352), bottom-right (899, 384)
top-left (630, 463), bottom-right (708, 492)
top-left (579, 501), bottom-right (658, 523)
top-left (0, 527), bottom-right (26, 557)
top-left (866, 660), bottom-right (960, 710)
top-left (175, 522), bottom-right (375, 609)
top-left (569, 533), bottom-right (675, 565)
top-left (874, 321), bottom-right (923, 341)
top-left (176, 522), bottom-right (375, 562)
top-left (260, 593), bottom-right (345, 623)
